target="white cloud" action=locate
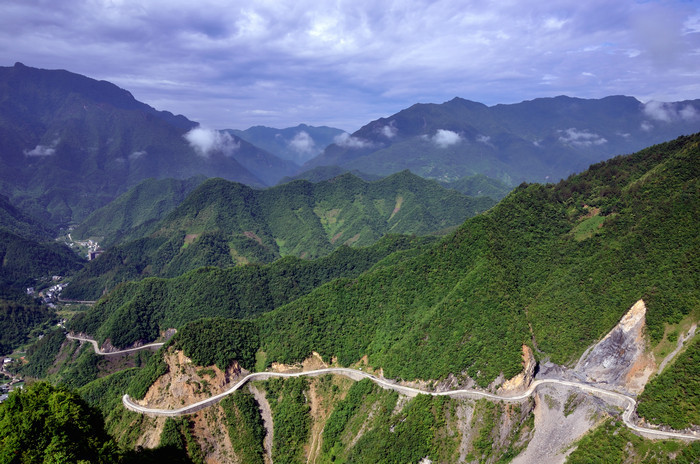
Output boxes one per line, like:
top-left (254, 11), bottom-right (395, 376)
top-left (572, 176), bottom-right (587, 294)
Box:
top-left (288, 131), bottom-right (316, 154)
top-left (679, 105), bottom-right (698, 120)
top-left (129, 150), bottom-right (147, 160)
top-left (643, 101), bottom-right (673, 122)
top-left (24, 144), bottom-right (56, 157)
top-left (644, 101), bottom-right (699, 122)
top-left (558, 128), bottom-right (607, 147)
top-left (24, 138), bottom-right (59, 157)
top-left (380, 122), bottom-right (398, 139)
top-left (334, 132), bottom-right (372, 149)
top-left (184, 127), bottom-right (239, 157)
top-left (476, 134), bottom-right (493, 147)
top-left (640, 121), bottom-right (654, 132)
top-left (432, 129), bottom-right (461, 148)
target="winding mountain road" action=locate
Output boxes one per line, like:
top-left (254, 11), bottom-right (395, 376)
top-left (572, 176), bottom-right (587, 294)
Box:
top-left (70, 334), bottom-right (698, 441)
top-left (66, 334), bottom-right (164, 355)
top-left (122, 367), bottom-right (698, 441)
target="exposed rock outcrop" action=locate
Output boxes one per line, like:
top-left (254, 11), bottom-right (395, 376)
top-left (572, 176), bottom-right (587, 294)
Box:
top-left (138, 349), bottom-right (242, 409)
top-left (574, 299), bottom-right (655, 394)
top-left (499, 345), bottom-right (537, 394)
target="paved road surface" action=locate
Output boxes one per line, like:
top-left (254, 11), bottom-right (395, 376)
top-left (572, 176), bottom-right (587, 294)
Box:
top-left (66, 334), bottom-right (164, 355)
top-left (121, 367), bottom-right (699, 441)
top-left (69, 334), bottom-right (698, 441)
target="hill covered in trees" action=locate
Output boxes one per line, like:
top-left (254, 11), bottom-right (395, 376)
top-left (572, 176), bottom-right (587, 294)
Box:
top-left (64, 171), bottom-right (491, 299)
top-left (69, 134), bottom-right (699, 389)
top-left (69, 234), bottom-right (432, 348)
top-left (0, 63), bottom-right (297, 224)
top-left (260, 134), bottom-right (699, 386)
top-left (71, 176), bottom-right (206, 248)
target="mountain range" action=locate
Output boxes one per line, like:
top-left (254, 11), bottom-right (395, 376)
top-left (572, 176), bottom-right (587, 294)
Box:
top-left (0, 63), bottom-right (296, 224)
top-left (0, 60), bottom-right (697, 463)
top-left (228, 124), bottom-right (344, 165)
top-left (305, 95), bottom-right (700, 185)
top-left (49, 134), bottom-right (699, 464)
top-left (3, 63), bottom-right (699, 228)
top-left (70, 134), bottom-right (699, 381)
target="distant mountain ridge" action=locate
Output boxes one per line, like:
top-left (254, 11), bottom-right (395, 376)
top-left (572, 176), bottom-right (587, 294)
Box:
top-left (229, 124), bottom-right (345, 165)
top-left (0, 63), bottom-right (296, 224)
top-left (305, 95), bottom-right (700, 185)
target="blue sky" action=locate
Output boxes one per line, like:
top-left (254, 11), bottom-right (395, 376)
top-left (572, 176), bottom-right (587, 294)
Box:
top-left (2, 0), bottom-right (699, 131)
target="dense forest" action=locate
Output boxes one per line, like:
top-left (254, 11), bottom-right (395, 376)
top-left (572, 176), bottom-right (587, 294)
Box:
top-left (69, 234), bottom-right (432, 348)
top-left (260, 134), bottom-right (699, 386)
top-left (64, 170), bottom-right (491, 299)
top-left (637, 334), bottom-right (700, 429)
top-left (0, 300), bottom-right (56, 355)
top-left (2, 133), bottom-right (698, 463)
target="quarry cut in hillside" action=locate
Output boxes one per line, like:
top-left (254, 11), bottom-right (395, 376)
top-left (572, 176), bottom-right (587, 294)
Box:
top-left (573, 299), bottom-right (656, 394)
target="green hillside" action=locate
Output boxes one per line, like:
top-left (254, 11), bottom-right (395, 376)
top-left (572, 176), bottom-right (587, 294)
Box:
top-left (260, 134), bottom-right (699, 386)
top-left (444, 173), bottom-right (513, 201)
top-left (0, 382), bottom-right (121, 463)
top-left (0, 300), bottom-right (56, 355)
top-left (637, 334), bottom-right (700, 429)
top-left (69, 235), bottom-right (433, 348)
top-left (0, 229), bottom-right (84, 290)
top-left (64, 171), bottom-right (491, 299)
top-left (0, 194), bottom-right (55, 240)
top-left (72, 176), bottom-right (206, 247)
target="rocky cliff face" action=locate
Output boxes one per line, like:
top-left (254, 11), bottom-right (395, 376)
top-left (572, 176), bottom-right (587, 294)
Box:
top-left (574, 299), bottom-right (656, 394)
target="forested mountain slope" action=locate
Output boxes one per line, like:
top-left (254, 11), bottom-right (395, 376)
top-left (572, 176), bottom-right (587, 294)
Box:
top-left (64, 171), bottom-right (492, 299)
top-left (0, 63), bottom-right (293, 224)
top-left (71, 176), bottom-right (206, 247)
top-left (69, 235), bottom-right (433, 348)
top-left (0, 193), bottom-right (55, 240)
top-left (260, 134), bottom-right (699, 386)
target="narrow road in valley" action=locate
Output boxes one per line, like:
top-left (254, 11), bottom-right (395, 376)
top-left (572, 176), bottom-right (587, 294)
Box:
top-left (66, 334), bottom-right (164, 355)
top-left (122, 367), bottom-right (699, 441)
top-left (58, 298), bottom-right (97, 305)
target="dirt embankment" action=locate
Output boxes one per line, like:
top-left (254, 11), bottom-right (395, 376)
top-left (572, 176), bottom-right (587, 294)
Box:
top-left (130, 349), bottom-right (243, 462)
top-left (139, 349), bottom-right (242, 410)
top-left (499, 345), bottom-right (536, 394)
top-left (511, 385), bottom-right (613, 464)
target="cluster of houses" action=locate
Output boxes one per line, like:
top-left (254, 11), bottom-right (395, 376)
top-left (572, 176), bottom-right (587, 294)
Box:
top-left (27, 280), bottom-right (66, 308)
top-left (64, 233), bottom-right (102, 260)
top-left (1, 358), bottom-right (21, 403)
